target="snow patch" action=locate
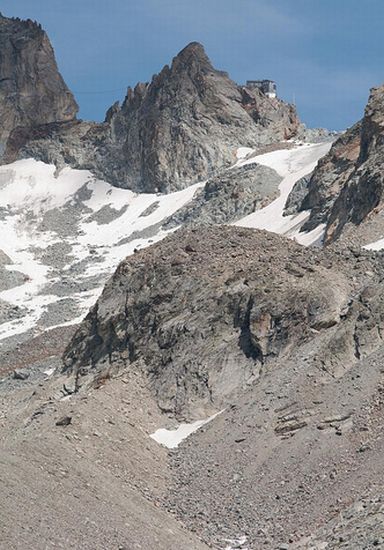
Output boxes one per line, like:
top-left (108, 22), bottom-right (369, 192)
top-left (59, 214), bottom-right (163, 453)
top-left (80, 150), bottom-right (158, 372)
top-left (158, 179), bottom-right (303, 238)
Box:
top-left (363, 238), bottom-right (384, 251)
top-left (236, 147), bottom-right (254, 160)
top-left (223, 535), bottom-right (249, 550)
top-left (150, 410), bottom-right (223, 449)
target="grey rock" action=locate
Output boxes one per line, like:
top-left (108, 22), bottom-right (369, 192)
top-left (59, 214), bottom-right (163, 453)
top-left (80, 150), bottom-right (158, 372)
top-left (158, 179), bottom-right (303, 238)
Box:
top-left (0, 248), bottom-right (27, 293)
top-left (86, 204), bottom-right (128, 225)
top-left (139, 201), bottom-right (160, 218)
top-left (164, 163), bottom-right (282, 229)
top-left (324, 85), bottom-right (384, 243)
top-left (55, 415), bottom-right (72, 427)
top-left (0, 299), bottom-right (25, 324)
top-left (0, 14), bottom-right (77, 155)
top-left (62, 226), bottom-right (384, 420)
top-left (283, 172), bottom-right (313, 216)
top-left (13, 368), bottom-right (30, 380)
top-left (0, 265), bottom-right (26, 292)
top-left (0, 249), bottom-right (11, 265)
top-left (296, 84), bottom-right (384, 243)
top-left (298, 121), bottom-right (362, 233)
top-left (303, 497), bottom-right (384, 549)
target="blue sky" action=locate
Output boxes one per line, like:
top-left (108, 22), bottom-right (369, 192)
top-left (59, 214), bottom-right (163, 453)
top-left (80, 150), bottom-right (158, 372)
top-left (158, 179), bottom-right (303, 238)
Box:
top-left (2, 0), bottom-right (383, 130)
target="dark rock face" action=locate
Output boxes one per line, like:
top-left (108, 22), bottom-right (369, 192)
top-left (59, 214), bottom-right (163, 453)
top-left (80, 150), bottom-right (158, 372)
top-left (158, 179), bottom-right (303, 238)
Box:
top-left (62, 226), bottom-right (384, 420)
top-left (12, 41), bottom-right (301, 193)
top-left (0, 14), bottom-right (78, 155)
top-left (164, 163), bottom-right (282, 228)
top-left (4, 119), bottom-right (105, 168)
top-left (292, 85), bottom-right (384, 242)
top-left (283, 171), bottom-right (312, 216)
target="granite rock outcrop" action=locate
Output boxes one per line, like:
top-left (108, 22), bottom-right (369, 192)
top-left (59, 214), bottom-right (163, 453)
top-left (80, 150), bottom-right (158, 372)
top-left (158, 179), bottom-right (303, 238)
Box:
top-left (0, 14), bottom-right (78, 156)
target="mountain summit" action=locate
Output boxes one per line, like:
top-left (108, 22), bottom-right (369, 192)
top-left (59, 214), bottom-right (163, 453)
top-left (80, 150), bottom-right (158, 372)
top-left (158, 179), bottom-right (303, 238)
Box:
top-left (171, 41), bottom-right (214, 69)
top-left (105, 39), bottom-right (300, 192)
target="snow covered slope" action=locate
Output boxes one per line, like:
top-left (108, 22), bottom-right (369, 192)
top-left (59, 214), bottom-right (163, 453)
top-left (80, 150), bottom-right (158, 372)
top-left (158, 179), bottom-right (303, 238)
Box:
top-left (0, 142), bottom-right (330, 344)
top-left (234, 141), bottom-right (332, 245)
top-left (0, 160), bottom-right (203, 343)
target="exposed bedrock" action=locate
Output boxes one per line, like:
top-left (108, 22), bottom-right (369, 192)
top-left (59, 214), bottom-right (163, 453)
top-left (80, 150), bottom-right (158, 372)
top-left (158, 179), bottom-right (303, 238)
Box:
top-left (0, 14), bottom-right (77, 155)
top-left (289, 84), bottom-right (384, 243)
top-left (63, 226), bottom-right (384, 420)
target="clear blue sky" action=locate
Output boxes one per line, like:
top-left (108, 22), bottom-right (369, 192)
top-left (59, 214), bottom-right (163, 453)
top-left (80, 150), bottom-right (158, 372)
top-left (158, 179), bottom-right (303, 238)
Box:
top-left (2, 0), bottom-right (383, 130)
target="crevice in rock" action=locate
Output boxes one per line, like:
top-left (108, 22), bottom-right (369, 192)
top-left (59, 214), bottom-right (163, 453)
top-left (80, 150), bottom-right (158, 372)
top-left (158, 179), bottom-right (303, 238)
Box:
top-left (238, 296), bottom-right (264, 363)
top-left (353, 330), bottom-right (361, 360)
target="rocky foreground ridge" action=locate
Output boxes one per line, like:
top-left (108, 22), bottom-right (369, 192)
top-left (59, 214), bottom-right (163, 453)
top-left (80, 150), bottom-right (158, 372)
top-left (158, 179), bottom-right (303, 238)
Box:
top-left (57, 226), bottom-right (384, 547)
top-left (2, 227), bottom-right (384, 549)
top-left (63, 226), bottom-right (384, 419)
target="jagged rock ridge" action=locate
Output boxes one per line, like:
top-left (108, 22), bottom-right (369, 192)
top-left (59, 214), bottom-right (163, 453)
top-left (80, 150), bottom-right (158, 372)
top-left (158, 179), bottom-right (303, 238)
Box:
top-left (7, 40), bottom-right (301, 193)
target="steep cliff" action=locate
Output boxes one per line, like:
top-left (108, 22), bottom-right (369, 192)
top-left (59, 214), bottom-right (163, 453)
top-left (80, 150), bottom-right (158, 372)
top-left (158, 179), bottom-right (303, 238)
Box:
top-left (289, 85), bottom-right (384, 244)
top-left (324, 85), bottom-right (384, 242)
top-left (0, 14), bottom-right (78, 155)
top-left (297, 121), bottom-right (362, 232)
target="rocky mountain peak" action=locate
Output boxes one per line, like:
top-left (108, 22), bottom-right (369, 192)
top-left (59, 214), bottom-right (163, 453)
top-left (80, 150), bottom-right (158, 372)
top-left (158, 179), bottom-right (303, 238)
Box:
top-left (171, 41), bottom-right (214, 72)
top-left (176, 40), bottom-right (207, 58)
top-left (0, 13), bottom-right (78, 154)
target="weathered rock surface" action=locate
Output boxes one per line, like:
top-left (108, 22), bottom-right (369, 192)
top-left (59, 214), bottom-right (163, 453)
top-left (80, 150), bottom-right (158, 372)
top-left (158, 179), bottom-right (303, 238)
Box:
top-left (324, 85), bottom-right (384, 242)
top-left (283, 171), bottom-right (312, 216)
top-left (0, 299), bottom-right (24, 324)
top-left (168, 336), bottom-right (384, 548)
top-left (287, 121), bottom-right (361, 229)
top-left (164, 163), bottom-right (282, 228)
top-left (0, 250), bottom-right (11, 265)
top-left (299, 496), bottom-right (384, 549)
top-left (10, 42), bottom-right (301, 193)
top-left (3, 222), bottom-right (384, 549)
top-left (0, 14), bottom-right (78, 156)
top-left (290, 84), bottom-right (384, 243)
top-left (0, 249), bottom-right (26, 291)
top-left (0, 364), bottom-right (209, 550)
top-left (63, 226), bottom-right (384, 420)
